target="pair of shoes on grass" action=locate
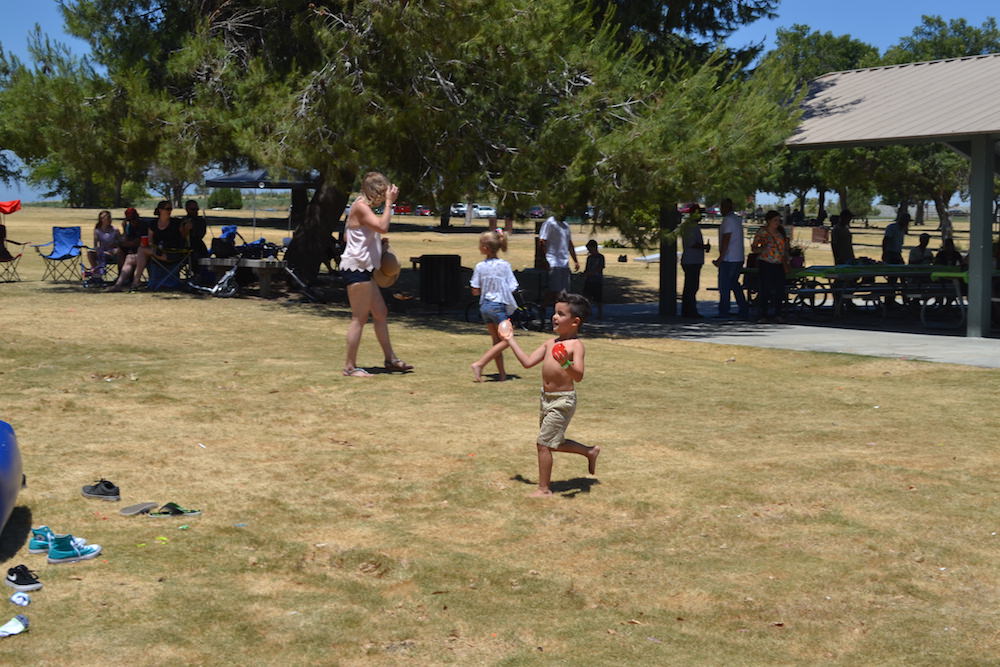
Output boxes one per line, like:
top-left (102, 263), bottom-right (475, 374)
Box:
top-left (29, 526), bottom-right (101, 564)
top-left (120, 501), bottom-right (201, 518)
top-left (83, 479), bottom-right (200, 517)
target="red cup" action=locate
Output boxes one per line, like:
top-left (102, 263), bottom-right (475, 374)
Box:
top-left (140, 235), bottom-right (149, 247)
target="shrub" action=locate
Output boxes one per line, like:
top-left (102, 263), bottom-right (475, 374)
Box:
top-left (207, 188), bottom-right (243, 209)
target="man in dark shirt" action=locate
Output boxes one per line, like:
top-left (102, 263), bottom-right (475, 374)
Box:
top-left (120, 207), bottom-right (149, 255)
top-left (184, 200), bottom-right (208, 256)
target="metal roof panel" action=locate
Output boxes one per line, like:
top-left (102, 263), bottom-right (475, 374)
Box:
top-left (788, 53), bottom-right (1000, 147)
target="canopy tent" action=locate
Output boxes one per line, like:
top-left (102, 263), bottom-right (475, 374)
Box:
top-left (204, 168), bottom-right (320, 190)
top-left (204, 169), bottom-right (320, 239)
top-left (789, 53), bottom-right (1000, 337)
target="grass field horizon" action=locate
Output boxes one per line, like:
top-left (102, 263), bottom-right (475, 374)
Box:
top-left (0, 206), bottom-right (996, 664)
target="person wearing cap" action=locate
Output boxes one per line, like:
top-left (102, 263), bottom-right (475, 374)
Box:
top-left (107, 208), bottom-right (148, 292)
top-left (340, 171), bottom-right (413, 377)
top-left (118, 207), bottom-right (147, 256)
top-left (908, 233), bottom-right (934, 265)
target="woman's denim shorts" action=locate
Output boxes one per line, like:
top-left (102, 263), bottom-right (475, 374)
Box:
top-left (480, 300), bottom-right (509, 324)
top-left (341, 269), bottom-right (372, 286)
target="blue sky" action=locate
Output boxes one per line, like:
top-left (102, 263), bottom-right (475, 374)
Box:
top-left (0, 1), bottom-right (997, 203)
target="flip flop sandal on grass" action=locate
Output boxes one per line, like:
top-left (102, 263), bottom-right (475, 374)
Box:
top-left (120, 502), bottom-right (159, 516)
top-left (148, 502), bottom-right (201, 518)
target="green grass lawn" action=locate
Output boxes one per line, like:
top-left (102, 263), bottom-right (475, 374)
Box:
top-left (0, 207), bottom-right (996, 664)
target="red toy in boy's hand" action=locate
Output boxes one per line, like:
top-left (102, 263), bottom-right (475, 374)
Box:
top-left (552, 342), bottom-right (568, 365)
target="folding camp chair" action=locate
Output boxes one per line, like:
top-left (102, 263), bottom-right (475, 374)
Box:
top-left (0, 200), bottom-right (25, 282)
top-left (209, 224), bottom-right (242, 258)
top-left (0, 224), bottom-right (24, 282)
top-left (81, 253), bottom-right (120, 287)
top-left (147, 249), bottom-right (192, 291)
top-left (31, 226), bottom-right (83, 282)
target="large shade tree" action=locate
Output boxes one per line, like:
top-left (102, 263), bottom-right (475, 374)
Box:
top-left (47, 0), bottom-right (794, 296)
top-left (0, 29), bottom-right (155, 206)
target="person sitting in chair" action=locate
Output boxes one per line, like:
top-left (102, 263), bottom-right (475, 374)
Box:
top-left (87, 210), bottom-right (123, 276)
top-left (109, 202), bottom-right (189, 291)
top-left (0, 222), bottom-right (25, 262)
top-left (933, 238), bottom-right (966, 268)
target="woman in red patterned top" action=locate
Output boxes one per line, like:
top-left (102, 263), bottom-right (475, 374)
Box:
top-left (750, 210), bottom-right (790, 323)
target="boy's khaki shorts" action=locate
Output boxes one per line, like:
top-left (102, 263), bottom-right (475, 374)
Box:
top-left (538, 390), bottom-right (576, 448)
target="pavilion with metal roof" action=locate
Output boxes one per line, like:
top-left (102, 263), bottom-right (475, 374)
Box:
top-left (788, 53), bottom-right (999, 337)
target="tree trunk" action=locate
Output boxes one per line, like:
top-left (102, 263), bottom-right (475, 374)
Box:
top-left (172, 181), bottom-right (186, 208)
top-left (285, 178), bottom-right (350, 284)
top-left (933, 196), bottom-right (952, 239)
top-left (439, 212), bottom-right (450, 229)
top-left (816, 189), bottom-right (827, 223)
top-left (114, 173), bottom-right (126, 208)
top-left (290, 188), bottom-right (309, 230)
top-left (914, 199), bottom-right (925, 226)
top-left (658, 204), bottom-right (680, 317)
top-left (837, 188), bottom-right (849, 214)
top-left (796, 191), bottom-right (807, 218)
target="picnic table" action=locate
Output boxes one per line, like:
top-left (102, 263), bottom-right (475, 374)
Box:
top-left (783, 264), bottom-right (963, 321)
top-left (197, 257), bottom-right (286, 298)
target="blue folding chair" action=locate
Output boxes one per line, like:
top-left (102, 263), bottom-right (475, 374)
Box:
top-left (148, 249), bottom-right (192, 291)
top-left (32, 226), bottom-right (83, 282)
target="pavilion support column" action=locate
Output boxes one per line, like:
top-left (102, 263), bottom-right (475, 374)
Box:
top-left (966, 134), bottom-right (996, 338)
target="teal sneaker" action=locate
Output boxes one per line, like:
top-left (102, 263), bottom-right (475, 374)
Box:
top-left (28, 527), bottom-right (87, 554)
top-left (27, 526), bottom-right (54, 554)
top-left (46, 534), bottom-right (101, 564)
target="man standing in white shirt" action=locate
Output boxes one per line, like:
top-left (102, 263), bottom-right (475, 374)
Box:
top-left (538, 214), bottom-right (579, 301)
top-left (711, 198), bottom-right (748, 318)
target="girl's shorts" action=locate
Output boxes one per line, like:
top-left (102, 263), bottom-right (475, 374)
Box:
top-left (480, 300), bottom-right (509, 325)
top-left (341, 269), bottom-right (372, 285)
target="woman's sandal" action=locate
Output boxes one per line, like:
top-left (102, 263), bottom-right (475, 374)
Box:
top-left (384, 358), bottom-right (414, 372)
top-left (343, 367), bottom-right (373, 378)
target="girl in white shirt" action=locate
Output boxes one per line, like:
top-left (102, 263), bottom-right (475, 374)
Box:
top-left (470, 229), bottom-right (519, 381)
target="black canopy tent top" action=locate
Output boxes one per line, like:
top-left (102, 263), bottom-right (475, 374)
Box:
top-left (204, 168), bottom-right (321, 190)
top-left (204, 168), bottom-right (321, 239)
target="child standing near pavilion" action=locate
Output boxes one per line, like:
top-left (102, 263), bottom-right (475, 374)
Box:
top-left (469, 229), bottom-right (519, 382)
top-left (500, 291), bottom-right (600, 496)
top-left (582, 239), bottom-right (605, 320)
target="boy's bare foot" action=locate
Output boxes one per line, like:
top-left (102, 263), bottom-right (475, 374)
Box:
top-left (498, 373), bottom-right (507, 382)
top-left (529, 488), bottom-right (553, 497)
top-left (587, 445), bottom-right (601, 475)
top-left (470, 363), bottom-right (483, 382)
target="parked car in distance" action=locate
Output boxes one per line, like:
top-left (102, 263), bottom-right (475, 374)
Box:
top-left (678, 202), bottom-right (701, 214)
top-left (703, 206), bottom-right (720, 218)
top-left (475, 204), bottom-right (497, 218)
top-left (449, 203), bottom-right (467, 216)
top-left (392, 202), bottom-right (413, 214)
top-left (526, 205), bottom-right (546, 218)
top-left (415, 205), bottom-right (433, 216)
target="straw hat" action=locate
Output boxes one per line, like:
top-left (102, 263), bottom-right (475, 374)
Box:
top-left (374, 249), bottom-right (400, 288)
